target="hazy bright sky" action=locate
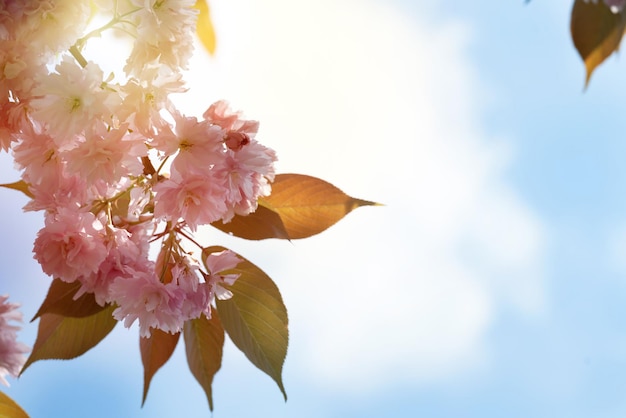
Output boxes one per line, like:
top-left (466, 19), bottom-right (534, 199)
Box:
top-left (5, 0), bottom-right (626, 417)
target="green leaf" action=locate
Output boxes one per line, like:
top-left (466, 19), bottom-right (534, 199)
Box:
top-left (571, 0), bottom-right (626, 85)
top-left (0, 180), bottom-right (33, 199)
top-left (204, 247), bottom-right (288, 399)
top-left (21, 305), bottom-right (117, 374)
top-left (194, 0), bottom-right (217, 55)
top-left (0, 391), bottom-right (29, 418)
top-left (184, 312), bottom-right (224, 411)
top-left (140, 329), bottom-right (181, 406)
top-left (261, 173), bottom-right (378, 239)
top-left (32, 279), bottom-right (106, 321)
top-left (211, 204), bottom-right (290, 240)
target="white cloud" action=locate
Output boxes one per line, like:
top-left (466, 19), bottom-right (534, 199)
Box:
top-left (176, 0), bottom-right (547, 393)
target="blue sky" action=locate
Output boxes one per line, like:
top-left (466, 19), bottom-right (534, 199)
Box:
top-left (5, 0), bottom-right (626, 417)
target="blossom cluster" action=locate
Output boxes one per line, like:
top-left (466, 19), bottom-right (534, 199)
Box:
top-left (0, 296), bottom-right (28, 386)
top-left (1, 1), bottom-right (277, 337)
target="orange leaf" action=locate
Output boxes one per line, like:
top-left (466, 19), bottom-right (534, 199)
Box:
top-left (184, 312), bottom-right (224, 411)
top-left (211, 204), bottom-right (290, 240)
top-left (571, 0), bottom-right (626, 85)
top-left (0, 180), bottom-right (33, 199)
top-left (261, 173), bottom-right (378, 239)
top-left (21, 306), bottom-right (117, 374)
top-left (194, 0), bottom-right (216, 55)
top-left (32, 279), bottom-right (106, 321)
top-left (0, 391), bottom-right (29, 418)
top-left (140, 329), bottom-right (181, 406)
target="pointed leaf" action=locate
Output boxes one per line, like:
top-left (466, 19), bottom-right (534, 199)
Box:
top-left (211, 204), bottom-right (290, 240)
top-left (260, 173), bottom-right (378, 239)
top-left (0, 392), bottom-right (29, 418)
top-left (140, 329), bottom-right (181, 406)
top-left (571, 0), bottom-right (626, 85)
top-left (32, 279), bottom-right (105, 321)
top-left (184, 312), bottom-right (224, 411)
top-left (194, 0), bottom-right (216, 55)
top-left (21, 305), bottom-right (117, 373)
top-left (0, 180), bottom-right (33, 199)
top-left (204, 246), bottom-right (288, 399)
top-left (212, 174), bottom-right (378, 240)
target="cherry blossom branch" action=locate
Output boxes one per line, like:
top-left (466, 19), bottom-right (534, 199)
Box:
top-left (69, 45), bottom-right (88, 68)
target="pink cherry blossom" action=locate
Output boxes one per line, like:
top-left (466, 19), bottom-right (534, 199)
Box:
top-left (203, 100), bottom-right (260, 135)
top-left (31, 58), bottom-right (120, 143)
top-left (205, 250), bottom-right (241, 300)
top-left (125, 28), bottom-right (195, 77)
top-left (21, 0), bottom-right (91, 55)
top-left (0, 1), bottom-right (34, 39)
top-left (33, 208), bottom-right (108, 283)
top-left (63, 122), bottom-right (145, 185)
top-left (223, 131), bottom-right (250, 152)
top-left (0, 101), bottom-right (27, 151)
top-left (125, 0), bottom-right (197, 75)
top-left (171, 256), bottom-right (202, 293)
top-left (152, 110), bottom-right (224, 170)
top-left (118, 66), bottom-right (185, 135)
top-left (24, 170), bottom-right (88, 213)
top-left (181, 282), bottom-right (213, 319)
top-left (0, 295), bottom-right (29, 387)
top-left (171, 257), bottom-right (212, 319)
top-left (125, 186), bottom-right (152, 223)
top-left (12, 120), bottom-right (63, 185)
top-left (109, 267), bottom-right (186, 337)
top-left (0, 39), bottom-right (45, 99)
top-left (216, 139), bottom-right (277, 220)
top-left (76, 225), bottom-right (150, 306)
top-left (132, 0), bottom-right (197, 45)
top-left (197, 100), bottom-right (277, 220)
top-left (153, 170), bottom-right (229, 230)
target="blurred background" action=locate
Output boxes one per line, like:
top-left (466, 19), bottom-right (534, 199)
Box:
top-left (5, 0), bottom-right (626, 416)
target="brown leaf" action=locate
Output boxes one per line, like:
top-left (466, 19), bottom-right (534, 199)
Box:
top-left (571, 0), bottom-right (626, 85)
top-left (0, 180), bottom-right (33, 199)
top-left (211, 174), bottom-right (378, 240)
top-left (260, 173), bottom-right (378, 239)
top-left (211, 204), bottom-right (290, 240)
top-left (21, 306), bottom-right (117, 374)
top-left (0, 391), bottom-right (29, 418)
top-left (184, 312), bottom-right (224, 411)
top-left (32, 279), bottom-right (106, 321)
top-left (140, 329), bottom-right (181, 406)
